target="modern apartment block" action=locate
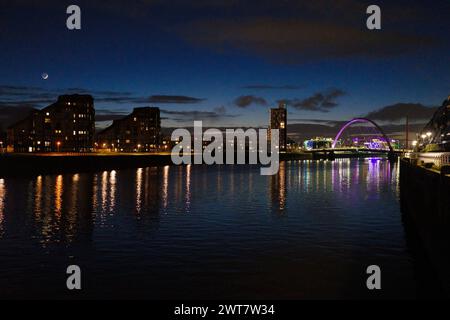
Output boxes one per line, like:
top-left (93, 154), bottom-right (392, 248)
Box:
top-left (7, 94), bottom-right (95, 152)
top-left (96, 107), bottom-right (161, 152)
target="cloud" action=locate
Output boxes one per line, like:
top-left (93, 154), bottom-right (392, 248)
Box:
top-left (365, 103), bottom-right (438, 122)
top-left (233, 95), bottom-right (267, 108)
top-left (280, 88), bottom-right (345, 112)
top-left (180, 15), bottom-right (436, 63)
top-left (0, 85), bottom-right (207, 107)
top-left (0, 85), bottom-right (142, 107)
top-left (95, 109), bottom-right (128, 122)
top-left (161, 106), bottom-right (238, 122)
top-left (0, 85), bottom-right (45, 95)
top-left (242, 84), bottom-right (301, 90)
top-left (145, 95), bottom-right (206, 104)
top-left (65, 88), bottom-right (134, 96)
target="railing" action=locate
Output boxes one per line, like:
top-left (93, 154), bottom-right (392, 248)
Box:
top-left (412, 152), bottom-right (450, 169)
top-left (442, 153), bottom-right (450, 167)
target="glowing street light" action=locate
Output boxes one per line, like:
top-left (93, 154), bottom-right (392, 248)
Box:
top-left (412, 140), bottom-right (418, 147)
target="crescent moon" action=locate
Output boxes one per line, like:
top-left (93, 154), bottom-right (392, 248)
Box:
top-left (42, 73), bottom-right (49, 80)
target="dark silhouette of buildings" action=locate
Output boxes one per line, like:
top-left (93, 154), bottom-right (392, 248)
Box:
top-left (7, 95), bottom-right (95, 152)
top-left (96, 107), bottom-right (161, 152)
top-left (269, 102), bottom-right (287, 151)
top-left (420, 96), bottom-right (450, 151)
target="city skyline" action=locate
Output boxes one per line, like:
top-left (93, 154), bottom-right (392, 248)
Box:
top-left (1, 0), bottom-right (450, 303)
top-left (1, 0), bottom-right (449, 132)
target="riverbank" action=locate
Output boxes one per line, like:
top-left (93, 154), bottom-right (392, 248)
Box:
top-left (400, 158), bottom-right (450, 295)
top-left (0, 152), bottom-right (313, 177)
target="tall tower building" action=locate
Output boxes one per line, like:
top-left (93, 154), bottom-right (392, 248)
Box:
top-left (269, 102), bottom-right (287, 151)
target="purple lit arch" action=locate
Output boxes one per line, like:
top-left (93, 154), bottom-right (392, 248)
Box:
top-left (332, 118), bottom-right (393, 152)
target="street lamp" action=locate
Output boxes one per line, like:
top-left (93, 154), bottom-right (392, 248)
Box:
top-left (56, 141), bottom-right (61, 152)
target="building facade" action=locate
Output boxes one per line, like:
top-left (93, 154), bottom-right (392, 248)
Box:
top-left (7, 95), bottom-right (95, 152)
top-left (269, 102), bottom-right (287, 151)
top-left (96, 107), bottom-right (161, 152)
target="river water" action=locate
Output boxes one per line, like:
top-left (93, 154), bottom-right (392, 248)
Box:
top-left (0, 159), bottom-right (443, 299)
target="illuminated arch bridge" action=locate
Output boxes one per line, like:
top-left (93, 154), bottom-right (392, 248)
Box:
top-left (306, 118), bottom-right (399, 160)
top-left (331, 118), bottom-right (394, 152)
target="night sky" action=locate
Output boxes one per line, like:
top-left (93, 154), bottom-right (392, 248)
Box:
top-left (1, 0), bottom-right (449, 133)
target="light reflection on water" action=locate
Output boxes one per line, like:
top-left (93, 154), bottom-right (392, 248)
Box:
top-left (0, 159), bottom-right (442, 299)
top-left (0, 178), bottom-right (5, 237)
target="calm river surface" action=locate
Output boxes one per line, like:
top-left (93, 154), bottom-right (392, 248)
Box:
top-left (0, 159), bottom-right (443, 299)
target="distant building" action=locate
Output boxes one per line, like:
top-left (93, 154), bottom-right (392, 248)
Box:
top-left (96, 107), bottom-right (161, 152)
top-left (303, 137), bottom-right (333, 150)
top-left (7, 95), bottom-right (95, 152)
top-left (269, 102), bottom-right (287, 151)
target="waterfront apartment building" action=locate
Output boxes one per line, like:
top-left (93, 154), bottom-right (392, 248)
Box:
top-left (269, 102), bottom-right (287, 151)
top-left (7, 95), bottom-right (95, 152)
top-left (96, 107), bottom-right (161, 152)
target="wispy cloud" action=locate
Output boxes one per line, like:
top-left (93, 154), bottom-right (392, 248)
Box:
top-left (0, 85), bottom-right (140, 107)
top-left (242, 84), bottom-right (301, 90)
top-left (181, 16), bottom-right (436, 64)
top-left (95, 109), bottom-right (129, 122)
top-left (161, 106), bottom-right (238, 122)
top-left (233, 95), bottom-right (267, 108)
top-left (365, 103), bottom-right (438, 122)
top-left (146, 95), bottom-right (206, 104)
top-left (279, 88), bottom-right (345, 112)
top-left (0, 85), bottom-right (206, 107)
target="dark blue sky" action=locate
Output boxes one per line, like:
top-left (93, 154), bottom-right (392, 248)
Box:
top-left (1, 0), bottom-right (449, 129)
